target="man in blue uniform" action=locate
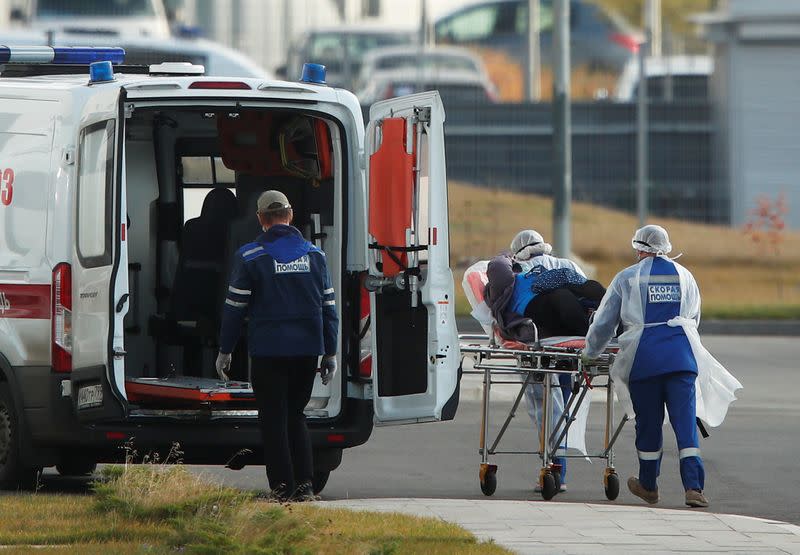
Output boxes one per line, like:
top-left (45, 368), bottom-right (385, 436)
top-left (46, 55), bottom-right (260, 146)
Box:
top-left (582, 225), bottom-right (708, 508)
top-left (216, 190), bottom-right (338, 502)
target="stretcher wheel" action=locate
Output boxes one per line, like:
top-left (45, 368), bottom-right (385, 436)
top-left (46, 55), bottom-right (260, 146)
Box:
top-left (480, 469), bottom-right (497, 496)
top-left (604, 472), bottom-right (620, 501)
top-left (541, 473), bottom-right (557, 501)
top-left (552, 470), bottom-right (562, 492)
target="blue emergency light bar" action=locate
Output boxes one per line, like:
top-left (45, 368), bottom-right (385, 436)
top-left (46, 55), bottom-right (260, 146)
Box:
top-left (0, 46), bottom-right (125, 65)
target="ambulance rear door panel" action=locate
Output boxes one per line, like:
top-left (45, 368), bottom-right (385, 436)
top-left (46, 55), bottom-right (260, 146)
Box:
top-left (365, 91), bottom-right (460, 425)
top-left (70, 87), bottom-right (128, 422)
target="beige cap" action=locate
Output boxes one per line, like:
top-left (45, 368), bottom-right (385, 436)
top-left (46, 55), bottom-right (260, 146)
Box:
top-left (257, 190), bottom-right (291, 213)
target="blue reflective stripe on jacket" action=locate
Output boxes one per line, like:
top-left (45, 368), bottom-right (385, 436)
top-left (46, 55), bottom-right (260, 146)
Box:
top-left (219, 224), bottom-right (338, 357)
top-left (629, 257), bottom-right (697, 382)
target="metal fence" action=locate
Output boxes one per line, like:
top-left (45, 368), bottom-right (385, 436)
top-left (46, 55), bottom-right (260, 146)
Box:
top-left (365, 100), bottom-right (725, 224)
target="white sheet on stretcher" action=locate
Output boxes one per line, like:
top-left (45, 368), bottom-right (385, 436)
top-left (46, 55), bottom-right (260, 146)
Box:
top-left (525, 372), bottom-right (592, 457)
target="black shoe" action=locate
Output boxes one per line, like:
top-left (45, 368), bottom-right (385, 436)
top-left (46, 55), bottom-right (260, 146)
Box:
top-left (255, 483), bottom-right (291, 503)
top-left (291, 481), bottom-right (318, 502)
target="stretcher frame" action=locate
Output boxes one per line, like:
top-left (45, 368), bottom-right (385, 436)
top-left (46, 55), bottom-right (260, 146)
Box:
top-left (459, 331), bottom-right (629, 501)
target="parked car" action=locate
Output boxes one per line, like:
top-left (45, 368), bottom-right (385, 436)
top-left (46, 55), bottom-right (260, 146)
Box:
top-left (614, 55), bottom-right (713, 102)
top-left (356, 68), bottom-right (498, 106)
top-left (10, 0), bottom-right (172, 39)
top-left (278, 24), bottom-right (416, 90)
top-left (0, 29), bottom-right (273, 78)
top-left (354, 44), bottom-right (497, 96)
top-left (434, 0), bottom-right (641, 74)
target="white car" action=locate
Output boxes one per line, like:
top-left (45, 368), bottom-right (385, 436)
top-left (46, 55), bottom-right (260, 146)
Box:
top-left (12, 0), bottom-right (172, 39)
top-left (355, 45), bottom-right (493, 93)
top-left (615, 55), bottom-right (713, 102)
top-left (0, 30), bottom-right (273, 78)
top-left (357, 68), bottom-right (498, 106)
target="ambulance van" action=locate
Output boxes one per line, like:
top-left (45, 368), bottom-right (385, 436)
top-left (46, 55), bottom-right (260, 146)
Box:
top-left (0, 47), bottom-right (460, 491)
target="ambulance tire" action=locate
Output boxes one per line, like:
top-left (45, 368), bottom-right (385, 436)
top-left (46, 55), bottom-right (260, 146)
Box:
top-left (0, 383), bottom-right (41, 490)
top-left (312, 470), bottom-right (330, 495)
top-left (56, 459), bottom-right (98, 477)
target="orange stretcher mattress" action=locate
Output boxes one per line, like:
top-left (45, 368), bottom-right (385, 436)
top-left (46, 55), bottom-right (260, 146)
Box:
top-left (126, 376), bottom-right (255, 405)
top-left (368, 117), bottom-right (414, 277)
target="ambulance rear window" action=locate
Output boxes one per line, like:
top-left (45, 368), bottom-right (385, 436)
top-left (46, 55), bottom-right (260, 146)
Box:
top-left (77, 120), bottom-right (115, 267)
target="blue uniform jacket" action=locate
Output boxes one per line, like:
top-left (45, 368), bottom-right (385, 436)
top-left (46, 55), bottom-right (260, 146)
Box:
top-left (219, 224), bottom-right (338, 358)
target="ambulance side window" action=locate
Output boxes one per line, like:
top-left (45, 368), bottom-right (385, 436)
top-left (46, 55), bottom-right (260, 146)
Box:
top-left (77, 120), bottom-right (115, 267)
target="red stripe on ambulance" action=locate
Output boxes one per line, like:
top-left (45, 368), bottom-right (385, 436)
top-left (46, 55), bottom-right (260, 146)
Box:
top-left (0, 284), bottom-right (51, 319)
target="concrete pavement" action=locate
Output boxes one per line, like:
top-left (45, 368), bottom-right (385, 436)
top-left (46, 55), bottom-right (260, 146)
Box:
top-left (321, 498), bottom-right (800, 554)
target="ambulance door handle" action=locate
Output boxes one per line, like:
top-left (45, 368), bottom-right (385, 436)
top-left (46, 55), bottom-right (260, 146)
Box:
top-left (115, 293), bottom-right (130, 313)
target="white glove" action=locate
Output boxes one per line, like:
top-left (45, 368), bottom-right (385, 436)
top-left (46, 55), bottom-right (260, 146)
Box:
top-left (216, 352), bottom-right (232, 381)
top-left (319, 355), bottom-right (337, 386)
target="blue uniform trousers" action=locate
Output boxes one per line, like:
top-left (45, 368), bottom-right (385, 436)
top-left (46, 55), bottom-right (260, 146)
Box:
top-left (629, 371), bottom-right (704, 492)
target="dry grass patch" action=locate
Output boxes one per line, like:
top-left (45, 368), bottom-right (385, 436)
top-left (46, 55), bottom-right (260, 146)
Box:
top-left (449, 181), bottom-right (800, 318)
top-left (0, 493), bottom-right (169, 547)
top-left (0, 465), bottom-right (510, 554)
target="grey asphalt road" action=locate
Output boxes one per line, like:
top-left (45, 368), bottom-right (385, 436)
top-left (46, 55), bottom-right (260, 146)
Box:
top-left (181, 335), bottom-right (799, 524)
top-left (37, 336), bottom-right (799, 524)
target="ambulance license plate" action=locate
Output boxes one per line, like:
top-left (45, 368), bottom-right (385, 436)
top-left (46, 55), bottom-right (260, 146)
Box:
top-left (77, 384), bottom-right (103, 410)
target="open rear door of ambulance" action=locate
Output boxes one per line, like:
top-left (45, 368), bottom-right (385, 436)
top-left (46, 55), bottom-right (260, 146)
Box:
top-left (69, 88), bottom-right (129, 422)
top-left (365, 91), bottom-right (460, 425)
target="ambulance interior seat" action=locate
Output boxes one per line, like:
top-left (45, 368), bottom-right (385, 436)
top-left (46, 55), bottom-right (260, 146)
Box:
top-left (160, 188), bottom-right (237, 376)
top-left (173, 187), bottom-right (237, 325)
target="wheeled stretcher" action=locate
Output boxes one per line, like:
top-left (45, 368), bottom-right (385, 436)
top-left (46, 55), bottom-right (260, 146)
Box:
top-left (459, 263), bottom-right (628, 501)
top-left (460, 332), bottom-right (625, 500)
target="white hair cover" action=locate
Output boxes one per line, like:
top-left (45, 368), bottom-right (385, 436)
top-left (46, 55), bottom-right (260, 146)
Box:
top-left (510, 229), bottom-right (553, 260)
top-left (632, 224), bottom-right (672, 255)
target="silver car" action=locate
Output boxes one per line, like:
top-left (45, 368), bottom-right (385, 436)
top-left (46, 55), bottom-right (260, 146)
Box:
top-left (355, 44), bottom-right (494, 93)
top-left (356, 67), bottom-right (498, 106)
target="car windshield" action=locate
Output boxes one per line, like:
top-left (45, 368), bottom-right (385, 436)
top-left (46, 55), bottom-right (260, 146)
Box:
top-left (376, 53), bottom-right (479, 73)
top-left (36, 0), bottom-right (156, 17)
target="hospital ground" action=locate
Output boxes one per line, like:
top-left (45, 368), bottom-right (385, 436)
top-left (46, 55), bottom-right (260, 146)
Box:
top-left (25, 334), bottom-right (797, 553)
top-left (192, 334), bottom-right (797, 553)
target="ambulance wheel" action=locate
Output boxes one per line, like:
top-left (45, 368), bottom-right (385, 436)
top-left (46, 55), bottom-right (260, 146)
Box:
top-left (604, 472), bottom-right (620, 501)
top-left (480, 470), bottom-right (497, 496)
top-left (56, 458), bottom-right (97, 477)
top-left (312, 470), bottom-right (330, 495)
top-left (0, 383), bottom-right (40, 490)
top-left (541, 473), bottom-right (557, 501)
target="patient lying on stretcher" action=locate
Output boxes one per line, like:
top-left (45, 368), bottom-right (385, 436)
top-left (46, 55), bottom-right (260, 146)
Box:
top-left (485, 229), bottom-right (606, 342)
top-left (483, 230), bottom-right (607, 492)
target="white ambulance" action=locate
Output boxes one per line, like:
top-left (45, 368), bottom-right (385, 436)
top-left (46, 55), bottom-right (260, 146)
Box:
top-left (0, 46), bottom-right (460, 492)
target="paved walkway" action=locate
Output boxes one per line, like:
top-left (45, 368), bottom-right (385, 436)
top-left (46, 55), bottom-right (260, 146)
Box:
top-left (320, 498), bottom-right (800, 554)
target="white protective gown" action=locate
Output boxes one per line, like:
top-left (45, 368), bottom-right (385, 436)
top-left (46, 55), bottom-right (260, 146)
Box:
top-left (584, 256), bottom-right (742, 427)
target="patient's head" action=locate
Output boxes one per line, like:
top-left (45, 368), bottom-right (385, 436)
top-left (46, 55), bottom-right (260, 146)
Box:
top-left (511, 229), bottom-right (553, 261)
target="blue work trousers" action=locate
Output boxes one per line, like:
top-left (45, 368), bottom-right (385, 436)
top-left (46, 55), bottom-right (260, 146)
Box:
top-left (629, 371), bottom-right (704, 492)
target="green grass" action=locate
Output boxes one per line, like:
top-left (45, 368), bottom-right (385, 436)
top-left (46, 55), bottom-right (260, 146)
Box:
top-left (449, 181), bottom-right (800, 320)
top-left (0, 464), bottom-right (510, 555)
